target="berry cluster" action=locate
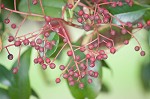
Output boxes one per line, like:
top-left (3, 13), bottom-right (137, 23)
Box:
top-left (1, 0), bottom-right (149, 88)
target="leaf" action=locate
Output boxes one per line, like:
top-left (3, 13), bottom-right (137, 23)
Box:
top-left (143, 10), bottom-right (150, 22)
top-left (135, 0), bottom-right (150, 5)
top-left (19, 0), bottom-right (67, 20)
top-left (0, 88), bottom-right (10, 99)
top-left (8, 49), bottom-right (32, 99)
top-left (46, 32), bottom-right (59, 57)
top-left (140, 60), bottom-right (150, 91)
top-left (106, 3), bottom-right (147, 25)
top-left (101, 60), bottom-right (111, 70)
top-left (31, 88), bottom-right (39, 99)
top-left (67, 51), bottom-right (102, 99)
top-left (101, 83), bottom-right (109, 93)
top-left (0, 65), bottom-right (13, 87)
top-left (0, 14), bottom-right (5, 51)
top-left (106, 3), bottom-right (146, 15)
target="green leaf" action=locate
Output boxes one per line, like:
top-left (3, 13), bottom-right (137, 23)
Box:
top-left (135, 0), bottom-right (150, 5)
top-left (19, 0), bottom-right (67, 20)
top-left (101, 60), bottom-right (111, 70)
top-left (46, 32), bottom-right (59, 57)
top-left (143, 10), bottom-right (150, 22)
top-left (0, 65), bottom-right (13, 87)
top-left (106, 3), bottom-right (146, 15)
top-left (0, 88), bottom-right (10, 99)
top-left (31, 88), bottom-right (39, 99)
top-left (106, 3), bottom-right (147, 24)
top-left (140, 60), bottom-right (150, 91)
top-left (0, 14), bottom-right (5, 51)
top-left (0, 14), bottom-right (5, 36)
top-left (67, 60), bottom-right (102, 99)
top-left (8, 49), bottom-right (32, 99)
top-left (101, 83), bottom-right (109, 93)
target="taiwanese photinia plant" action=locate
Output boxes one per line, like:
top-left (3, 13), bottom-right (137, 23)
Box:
top-left (0, 0), bottom-right (150, 99)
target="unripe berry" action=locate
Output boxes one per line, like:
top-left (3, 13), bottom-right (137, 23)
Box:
top-left (30, 41), bottom-right (36, 47)
top-left (39, 47), bottom-right (44, 52)
top-left (110, 47), bottom-right (116, 54)
top-left (45, 58), bottom-right (51, 64)
top-left (42, 64), bottom-right (47, 70)
top-left (121, 29), bottom-right (127, 34)
top-left (63, 74), bottom-right (68, 79)
top-left (36, 38), bottom-right (43, 44)
top-left (68, 76), bottom-right (73, 81)
top-left (12, 67), bottom-right (18, 74)
top-left (49, 63), bottom-right (56, 69)
top-left (38, 57), bottom-right (44, 64)
top-left (23, 39), bottom-right (30, 46)
top-left (102, 54), bottom-right (108, 59)
top-left (44, 32), bottom-right (50, 38)
top-left (88, 78), bottom-right (92, 84)
top-left (83, 14), bottom-right (89, 19)
top-left (14, 41), bottom-right (22, 47)
top-left (79, 83), bottom-right (84, 89)
top-left (68, 4), bottom-right (73, 9)
top-left (34, 58), bottom-right (38, 64)
top-left (32, 0), bottom-right (38, 5)
top-left (69, 81), bottom-right (75, 86)
top-left (134, 46), bottom-right (140, 51)
top-left (88, 70), bottom-right (94, 76)
top-left (8, 54), bottom-right (13, 60)
top-left (77, 18), bottom-right (83, 23)
top-left (99, 50), bottom-right (105, 55)
top-left (124, 40), bottom-right (129, 45)
top-left (86, 54), bottom-right (91, 59)
top-left (4, 19), bottom-right (10, 24)
top-left (74, 72), bottom-right (79, 78)
top-left (63, 38), bottom-right (68, 43)
top-left (106, 42), bottom-right (112, 48)
top-left (94, 72), bottom-right (99, 78)
top-left (59, 65), bottom-right (65, 70)
top-left (147, 20), bottom-right (150, 26)
top-left (11, 24), bottom-right (16, 29)
top-left (137, 22), bottom-right (143, 28)
top-left (67, 50), bottom-right (73, 56)
top-left (110, 30), bottom-right (116, 35)
top-left (69, 70), bottom-right (74, 76)
top-left (83, 24), bottom-right (91, 31)
top-left (78, 10), bottom-right (84, 16)
top-left (44, 16), bottom-right (51, 22)
top-left (80, 47), bottom-right (86, 52)
top-left (1, 4), bottom-right (5, 9)
top-left (55, 78), bottom-right (61, 83)
top-left (35, 45), bottom-right (40, 50)
top-left (126, 22), bottom-right (132, 27)
top-left (140, 51), bottom-right (145, 56)
top-left (8, 36), bottom-right (14, 42)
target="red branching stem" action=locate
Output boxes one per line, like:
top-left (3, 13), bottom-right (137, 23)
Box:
top-left (5, 47), bottom-right (10, 54)
top-left (111, 24), bottom-right (143, 50)
top-left (58, 21), bottom-right (81, 79)
top-left (4, 7), bottom-right (43, 17)
top-left (15, 15), bottom-right (28, 38)
top-left (60, 58), bottom-right (73, 77)
top-left (14, 0), bottom-right (17, 10)
top-left (39, 0), bottom-right (45, 15)
top-left (27, 0), bottom-right (31, 13)
top-left (3, 44), bottom-right (14, 49)
top-left (52, 43), bottom-right (67, 62)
